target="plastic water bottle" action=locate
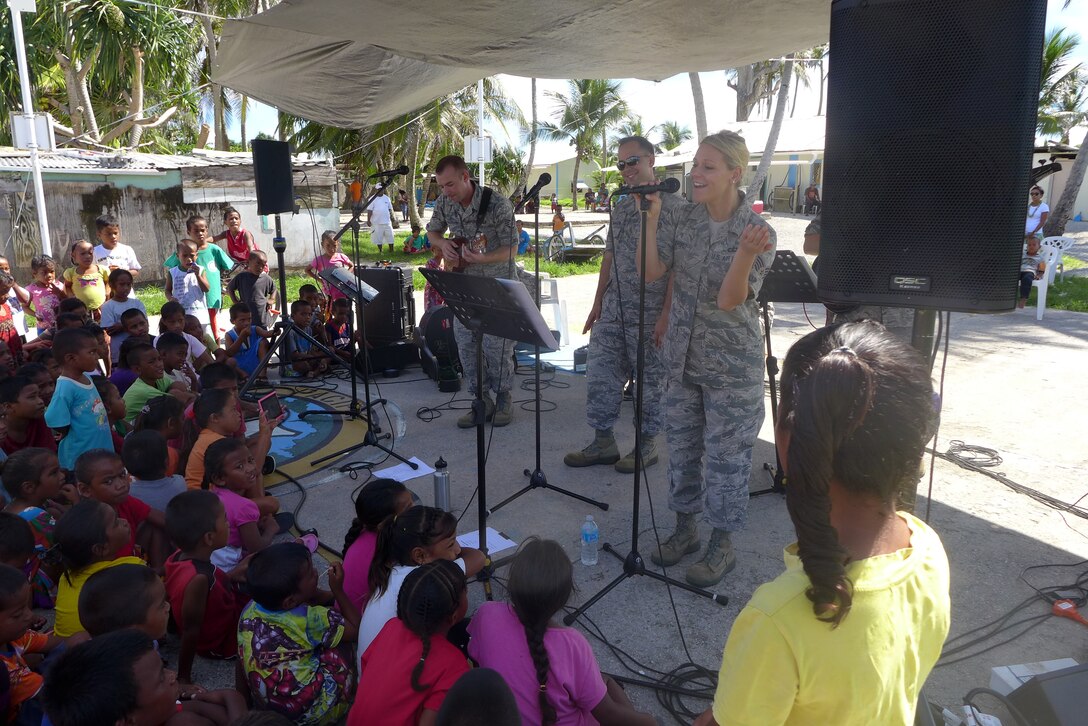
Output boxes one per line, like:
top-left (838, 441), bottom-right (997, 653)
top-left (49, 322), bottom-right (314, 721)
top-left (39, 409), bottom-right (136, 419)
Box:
top-left (433, 457), bottom-right (450, 512)
top-left (580, 515), bottom-right (599, 566)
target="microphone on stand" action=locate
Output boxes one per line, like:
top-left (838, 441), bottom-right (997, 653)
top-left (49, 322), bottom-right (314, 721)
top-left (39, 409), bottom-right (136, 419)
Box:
top-left (369, 165), bottom-right (409, 178)
top-left (515, 173), bottom-right (552, 212)
top-left (618, 177), bottom-right (681, 196)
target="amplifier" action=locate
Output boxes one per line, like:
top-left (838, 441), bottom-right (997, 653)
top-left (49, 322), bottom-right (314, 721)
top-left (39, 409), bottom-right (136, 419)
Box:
top-left (356, 340), bottom-right (420, 374)
top-left (355, 267), bottom-right (415, 344)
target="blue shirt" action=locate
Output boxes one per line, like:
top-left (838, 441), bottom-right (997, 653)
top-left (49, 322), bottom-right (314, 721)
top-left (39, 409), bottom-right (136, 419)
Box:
top-left (518, 229), bottom-right (532, 255)
top-left (226, 326), bottom-right (262, 376)
top-left (44, 376), bottom-right (113, 469)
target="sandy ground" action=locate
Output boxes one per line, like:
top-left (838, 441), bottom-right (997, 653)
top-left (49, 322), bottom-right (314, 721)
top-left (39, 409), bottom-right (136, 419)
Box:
top-left (178, 211), bottom-right (1088, 724)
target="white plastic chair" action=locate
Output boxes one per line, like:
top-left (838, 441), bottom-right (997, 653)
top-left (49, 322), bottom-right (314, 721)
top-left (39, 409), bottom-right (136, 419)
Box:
top-left (1031, 244), bottom-right (1062, 321)
top-left (1041, 235), bottom-right (1076, 283)
top-left (529, 270), bottom-right (568, 345)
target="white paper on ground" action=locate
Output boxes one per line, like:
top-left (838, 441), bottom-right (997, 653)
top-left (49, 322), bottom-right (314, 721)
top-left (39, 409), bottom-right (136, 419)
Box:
top-left (457, 527), bottom-right (518, 554)
top-left (373, 457), bottom-right (434, 482)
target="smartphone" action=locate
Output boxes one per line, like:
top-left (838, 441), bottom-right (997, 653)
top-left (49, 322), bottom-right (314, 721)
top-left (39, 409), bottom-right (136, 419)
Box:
top-left (258, 392), bottom-right (284, 423)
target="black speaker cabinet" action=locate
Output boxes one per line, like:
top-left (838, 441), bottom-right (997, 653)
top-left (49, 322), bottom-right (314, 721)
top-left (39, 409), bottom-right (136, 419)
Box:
top-left (355, 267), bottom-right (415, 345)
top-left (1008, 662), bottom-right (1088, 726)
top-left (818, 0), bottom-right (1046, 313)
top-left (251, 139), bottom-right (295, 216)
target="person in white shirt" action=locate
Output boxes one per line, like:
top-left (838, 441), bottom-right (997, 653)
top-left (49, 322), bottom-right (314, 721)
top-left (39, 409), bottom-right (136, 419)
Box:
top-left (93, 214), bottom-right (142, 276)
top-left (367, 186), bottom-right (396, 255)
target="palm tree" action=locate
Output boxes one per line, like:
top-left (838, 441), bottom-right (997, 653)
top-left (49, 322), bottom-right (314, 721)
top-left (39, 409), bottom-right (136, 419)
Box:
top-left (540, 79), bottom-right (628, 208)
top-left (727, 61), bottom-right (778, 122)
top-left (689, 72), bottom-right (707, 143)
top-left (658, 121), bottom-right (692, 151)
top-left (811, 45), bottom-right (829, 116)
top-left (617, 116), bottom-right (657, 140)
top-left (1037, 28), bottom-right (1083, 137)
top-left (517, 78), bottom-right (539, 197)
top-left (749, 54), bottom-right (795, 199)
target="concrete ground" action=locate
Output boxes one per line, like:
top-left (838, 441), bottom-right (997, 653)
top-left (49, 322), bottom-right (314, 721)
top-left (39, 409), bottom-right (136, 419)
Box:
top-left (185, 212), bottom-right (1088, 723)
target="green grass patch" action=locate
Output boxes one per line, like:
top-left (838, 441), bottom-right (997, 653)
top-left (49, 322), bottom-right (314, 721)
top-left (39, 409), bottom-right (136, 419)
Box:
top-left (1061, 255), bottom-right (1085, 270)
top-left (1034, 276), bottom-right (1088, 313)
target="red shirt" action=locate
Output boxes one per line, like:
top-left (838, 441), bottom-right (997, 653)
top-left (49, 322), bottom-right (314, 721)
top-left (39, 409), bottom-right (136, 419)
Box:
top-left (1, 418), bottom-right (58, 455)
top-left (347, 618), bottom-right (469, 725)
top-left (115, 495), bottom-right (151, 558)
top-left (0, 302), bottom-right (23, 366)
top-left (163, 551), bottom-right (247, 657)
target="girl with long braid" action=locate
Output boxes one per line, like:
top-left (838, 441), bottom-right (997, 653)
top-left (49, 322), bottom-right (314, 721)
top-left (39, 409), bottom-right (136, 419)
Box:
top-left (695, 321), bottom-right (951, 726)
top-left (468, 538), bottom-right (655, 726)
top-left (348, 560), bottom-right (470, 725)
top-left (341, 478), bottom-right (412, 613)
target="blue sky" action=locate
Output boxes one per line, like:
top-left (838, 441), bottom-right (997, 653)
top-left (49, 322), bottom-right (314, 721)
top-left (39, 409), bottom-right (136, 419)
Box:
top-left (228, 0), bottom-right (1087, 157)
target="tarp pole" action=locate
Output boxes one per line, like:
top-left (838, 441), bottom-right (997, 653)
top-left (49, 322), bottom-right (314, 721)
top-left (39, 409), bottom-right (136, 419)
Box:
top-left (477, 79), bottom-right (485, 187)
top-left (9, 0), bottom-right (52, 256)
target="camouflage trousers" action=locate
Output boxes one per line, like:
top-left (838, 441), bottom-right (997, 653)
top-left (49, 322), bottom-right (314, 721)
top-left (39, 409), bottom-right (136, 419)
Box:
top-left (585, 320), bottom-right (667, 436)
top-left (454, 317), bottom-right (514, 396)
top-left (666, 376), bottom-right (765, 532)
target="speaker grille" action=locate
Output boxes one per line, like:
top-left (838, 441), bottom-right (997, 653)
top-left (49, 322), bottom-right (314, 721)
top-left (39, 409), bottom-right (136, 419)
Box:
top-left (251, 139), bottom-right (295, 216)
top-left (819, 0), bottom-right (1046, 312)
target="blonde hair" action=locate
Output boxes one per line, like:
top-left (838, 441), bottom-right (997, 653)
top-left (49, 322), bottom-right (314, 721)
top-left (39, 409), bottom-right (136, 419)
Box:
top-left (701, 130), bottom-right (750, 171)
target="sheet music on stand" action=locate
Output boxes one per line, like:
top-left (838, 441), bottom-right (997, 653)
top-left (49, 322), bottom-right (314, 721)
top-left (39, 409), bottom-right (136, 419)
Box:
top-left (757, 250), bottom-right (820, 305)
top-left (319, 266), bottom-right (379, 303)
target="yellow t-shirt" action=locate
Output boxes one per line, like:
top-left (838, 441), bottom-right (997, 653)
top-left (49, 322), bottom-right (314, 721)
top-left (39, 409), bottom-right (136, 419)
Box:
top-left (54, 556), bottom-right (148, 637)
top-left (712, 512), bottom-right (950, 726)
top-left (63, 266), bottom-right (109, 310)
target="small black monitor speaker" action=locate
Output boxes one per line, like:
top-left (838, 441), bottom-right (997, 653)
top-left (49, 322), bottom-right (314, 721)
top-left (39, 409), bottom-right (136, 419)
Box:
top-left (251, 139), bottom-right (295, 216)
top-left (818, 0), bottom-right (1046, 313)
top-left (1007, 662), bottom-right (1088, 726)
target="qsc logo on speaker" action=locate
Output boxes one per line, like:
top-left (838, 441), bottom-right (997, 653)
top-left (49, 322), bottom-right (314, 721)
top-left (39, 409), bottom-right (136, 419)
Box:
top-left (889, 276), bottom-right (931, 292)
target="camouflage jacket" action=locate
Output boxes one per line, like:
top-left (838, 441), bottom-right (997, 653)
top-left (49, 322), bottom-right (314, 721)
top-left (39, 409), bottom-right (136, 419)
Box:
top-left (659, 194), bottom-right (777, 388)
top-left (427, 183), bottom-right (517, 280)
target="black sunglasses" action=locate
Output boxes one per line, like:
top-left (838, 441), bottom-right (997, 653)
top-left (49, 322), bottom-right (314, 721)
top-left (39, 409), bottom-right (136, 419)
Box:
top-left (617, 155), bottom-right (644, 171)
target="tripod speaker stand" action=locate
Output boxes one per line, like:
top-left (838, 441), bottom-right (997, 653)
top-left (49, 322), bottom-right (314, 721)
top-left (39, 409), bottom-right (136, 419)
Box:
top-left (563, 198), bottom-right (728, 627)
top-left (751, 250), bottom-right (820, 497)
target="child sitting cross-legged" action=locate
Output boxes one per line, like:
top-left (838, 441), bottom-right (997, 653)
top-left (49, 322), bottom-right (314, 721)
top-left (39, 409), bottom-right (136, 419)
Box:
top-left (223, 302), bottom-right (275, 380)
top-left (341, 477), bottom-right (412, 614)
top-left (347, 560), bottom-right (471, 726)
top-left (74, 448), bottom-right (169, 570)
top-left (157, 331), bottom-right (201, 394)
top-left (0, 375), bottom-right (56, 456)
top-left (40, 628), bottom-right (248, 726)
top-left (284, 299), bottom-right (332, 377)
top-left (201, 437), bottom-right (276, 571)
top-left (469, 538), bottom-right (656, 726)
top-left (121, 342), bottom-right (195, 425)
top-left (52, 498), bottom-right (145, 637)
top-left (238, 542), bottom-right (360, 725)
top-left (124, 430), bottom-right (187, 512)
top-left (164, 490), bottom-right (250, 687)
top-left (324, 298), bottom-right (359, 362)
top-left (0, 563), bottom-right (72, 725)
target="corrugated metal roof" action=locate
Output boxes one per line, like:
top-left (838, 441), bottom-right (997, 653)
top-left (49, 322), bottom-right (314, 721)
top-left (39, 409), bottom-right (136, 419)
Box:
top-left (0, 148), bottom-right (331, 174)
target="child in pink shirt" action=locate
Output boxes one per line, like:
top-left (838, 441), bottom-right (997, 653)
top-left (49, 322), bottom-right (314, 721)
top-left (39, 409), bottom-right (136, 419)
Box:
top-left (341, 478), bottom-right (412, 613)
top-left (25, 255), bottom-right (64, 334)
top-left (306, 231), bottom-right (354, 301)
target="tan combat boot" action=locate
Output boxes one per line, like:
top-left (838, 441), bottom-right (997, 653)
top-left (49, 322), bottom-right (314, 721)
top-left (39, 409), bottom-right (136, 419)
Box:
top-left (563, 432), bottom-right (620, 467)
top-left (685, 528), bottom-right (736, 587)
top-left (457, 393), bottom-right (494, 428)
top-left (614, 436), bottom-right (659, 474)
top-left (649, 512), bottom-right (700, 566)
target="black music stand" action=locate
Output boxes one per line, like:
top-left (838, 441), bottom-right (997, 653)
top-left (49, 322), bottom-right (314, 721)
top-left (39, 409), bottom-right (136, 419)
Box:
top-left (751, 250), bottom-right (820, 497)
top-left (419, 268), bottom-right (557, 599)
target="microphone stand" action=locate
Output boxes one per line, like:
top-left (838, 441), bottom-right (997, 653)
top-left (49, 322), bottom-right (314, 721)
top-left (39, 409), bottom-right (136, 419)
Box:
top-left (490, 183), bottom-right (608, 518)
top-left (563, 194), bottom-right (727, 626)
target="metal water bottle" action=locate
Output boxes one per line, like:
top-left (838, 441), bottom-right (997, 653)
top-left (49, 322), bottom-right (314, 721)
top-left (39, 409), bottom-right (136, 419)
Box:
top-left (580, 515), bottom-right (599, 566)
top-left (433, 457), bottom-right (450, 512)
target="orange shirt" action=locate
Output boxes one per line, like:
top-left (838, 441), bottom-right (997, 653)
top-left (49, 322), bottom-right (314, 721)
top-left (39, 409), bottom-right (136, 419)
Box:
top-left (185, 429), bottom-right (225, 489)
top-left (1, 630), bottom-right (49, 716)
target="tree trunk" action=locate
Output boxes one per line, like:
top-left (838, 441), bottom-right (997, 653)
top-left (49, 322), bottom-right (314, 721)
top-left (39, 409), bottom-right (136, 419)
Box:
top-left (57, 48), bottom-right (84, 139)
top-left (1044, 143), bottom-right (1087, 236)
top-left (818, 64), bottom-right (827, 116)
top-left (240, 95), bottom-right (248, 150)
top-left (198, 8), bottom-right (227, 151)
top-left (731, 64), bottom-right (761, 122)
top-left (790, 76), bottom-right (799, 117)
top-left (405, 118), bottom-right (423, 228)
top-left (517, 78), bottom-right (537, 195)
top-left (570, 151), bottom-right (581, 210)
top-left (749, 55), bottom-right (795, 198)
top-left (128, 48), bottom-right (145, 149)
top-left (689, 72), bottom-right (707, 142)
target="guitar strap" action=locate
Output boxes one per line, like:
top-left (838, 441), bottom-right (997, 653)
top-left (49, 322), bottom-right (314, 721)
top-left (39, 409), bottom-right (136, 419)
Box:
top-left (475, 186), bottom-right (493, 234)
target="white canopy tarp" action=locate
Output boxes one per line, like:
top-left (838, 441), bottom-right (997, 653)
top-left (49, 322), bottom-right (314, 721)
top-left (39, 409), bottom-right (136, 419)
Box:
top-left (214, 0), bottom-right (831, 128)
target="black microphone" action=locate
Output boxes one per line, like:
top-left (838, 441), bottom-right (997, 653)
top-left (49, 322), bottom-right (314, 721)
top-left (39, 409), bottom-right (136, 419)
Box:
top-left (618, 177), bottom-right (681, 196)
top-left (515, 173), bottom-right (552, 211)
top-left (369, 165), bottom-right (409, 178)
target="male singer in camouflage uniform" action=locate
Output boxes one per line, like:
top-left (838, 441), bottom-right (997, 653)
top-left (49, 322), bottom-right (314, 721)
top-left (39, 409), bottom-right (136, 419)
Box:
top-left (564, 136), bottom-right (686, 473)
top-left (427, 155), bottom-right (519, 427)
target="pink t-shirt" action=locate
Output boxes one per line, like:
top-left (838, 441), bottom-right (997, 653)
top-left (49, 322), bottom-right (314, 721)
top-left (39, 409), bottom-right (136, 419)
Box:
top-left (26, 281), bottom-right (64, 330)
top-left (214, 487), bottom-right (259, 549)
top-left (310, 252), bottom-right (353, 300)
top-left (342, 531), bottom-right (378, 613)
top-left (467, 602), bottom-right (607, 726)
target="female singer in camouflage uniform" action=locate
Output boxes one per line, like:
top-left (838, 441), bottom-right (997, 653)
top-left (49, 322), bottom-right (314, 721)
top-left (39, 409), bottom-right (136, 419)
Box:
top-left (637, 131), bottom-right (777, 587)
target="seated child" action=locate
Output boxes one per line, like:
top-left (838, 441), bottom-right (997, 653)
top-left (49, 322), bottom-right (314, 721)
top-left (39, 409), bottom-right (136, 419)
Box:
top-left (56, 296), bottom-right (90, 324)
top-left (403, 224), bottom-right (428, 254)
top-left (100, 268), bottom-right (146, 366)
top-left (469, 538), bottom-right (656, 726)
top-left (238, 542), bottom-right (359, 724)
top-left (165, 239), bottom-right (211, 333)
top-left (435, 668), bottom-right (523, 726)
top-left (227, 250), bottom-right (276, 332)
top-left (44, 327), bottom-right (114, 470)
top-left (516, 219), bottom-right (532, 255)
top-left (92, 376), bottom-right (128, 452)
top-left (358, 505), bottom-right (485, 654)
top-left (186, 314), bottom-right (225, 364)
top-left (299, 285), bottom-right (330, 338)
top-left (78, 562), bottom-right (167, 640)
top-left (0, 375), bottom-right (56, 455)
top-left (693, 321), bottom-right (950, 726)
top-left (124, 431), bottom-right (186, 512)
top-left (75, 448), bottom-right (168, 568)
top-left (324, 298), bottom-right (356, 361)
top-left (122, 343), bottom-right (194, 424)
top-left (196, 362), bottom-right (251, 437)
top-left (53, 499), bottom-right (146, 637)
top-left (0, 563), bottom-right (68, 725)
top-left (131, 396), bottom-right (185, 476)
top-left (224, 303), bottom-right (275, 379)
top-left (552, 205), bottom-right (566, 233)
top-left (164, 490), bottom-right (250, 684)
top-left (1, 449), bottom-right (70, 607)
top-left (111, 309), bottom-right (153, 392)
top-left (201, 438), bottom-right (276, 571)
top-left (15, 363), bottom-right (55, 409)
top-left (1019, 234), bottom-right (1047, 309)
top-left (341, 478), bottom-right (411, 613)
top-left (40, 629), bottom-right (248, 726)
top-left (157, 301), bottom-right (214, 371)
top-left (284, 300), bottom-right (331, 377)
top-left (156, 331), bottom-right (200, 393)
top-left (25, 255), bottom-right (64, 335)
top-left (349, 560), bottom-right (470, 726)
